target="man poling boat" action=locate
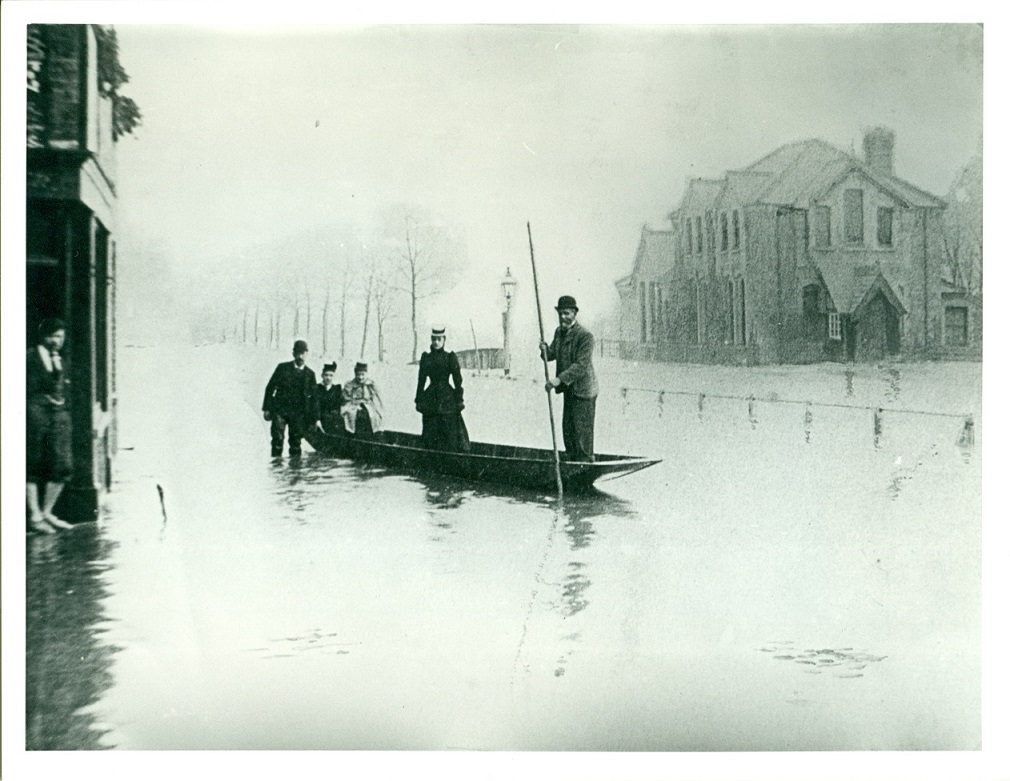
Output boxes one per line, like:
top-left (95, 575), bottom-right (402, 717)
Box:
top-left (302, 225), bottom-right (661, 494)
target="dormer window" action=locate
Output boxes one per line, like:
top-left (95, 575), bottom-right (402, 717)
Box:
top-left (877, 207), bottom-right (893, 247)
top-left (720, 212), bottom-right (729, 251)
top-left (843, 189), bottom-right (864, 244)
top-left (732, 210), bottom-right (740, 249)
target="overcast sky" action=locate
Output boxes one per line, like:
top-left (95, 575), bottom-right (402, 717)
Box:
top-left (112, 23), bottom-right (982, 344)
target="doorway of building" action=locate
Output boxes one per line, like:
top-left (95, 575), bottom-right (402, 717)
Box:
top-left (853, 291), bottom-right (901, 361)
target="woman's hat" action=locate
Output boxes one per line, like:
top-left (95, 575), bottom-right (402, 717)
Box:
top-left (555, 295), bottom-right (578, 312)
top-left (431, 324), bottom-right (446, 337)
top-left (38, 317), bottom-right (66, 337)
top-left (354, 362), bottom-right (368, 372)
top-left (322, 362), bottom-right (337, 373)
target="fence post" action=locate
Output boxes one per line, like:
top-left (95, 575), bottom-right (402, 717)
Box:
top-left (958, 415), bottom-right (975, 449)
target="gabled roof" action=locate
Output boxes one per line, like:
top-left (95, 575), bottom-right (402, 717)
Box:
top-left (632, 227), bottom-right (679, 276)
top-left (718, 171), bottom-right (774, 208)
top-left (678, 178), bottom-right (724, 213)
top-left (671, 137), bottom-right (945, 215)
top-left (618, 226), bottom-right (679, 291)
top-left (816, 264), bottom-right (907, 316)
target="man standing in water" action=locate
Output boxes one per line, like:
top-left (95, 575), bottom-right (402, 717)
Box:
top-left (540, 295), bottom-right (599, 462)
top-left (262, 340), bottom-right (317, 457)
top-left (26, 318), bottom-right (76, 533)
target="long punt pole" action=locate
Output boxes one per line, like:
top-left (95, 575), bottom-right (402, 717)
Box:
top-left (527, 222), bottom-right (564, 499)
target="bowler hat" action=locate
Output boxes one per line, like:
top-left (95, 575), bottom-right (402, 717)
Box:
top-left (292, 339), bottom-right (309, 354)
top-left (555, 295), bottom-right (578, 312)
top-left (354, 362), bottom-right (368, 372)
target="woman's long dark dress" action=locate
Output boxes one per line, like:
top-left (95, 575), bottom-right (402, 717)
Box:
top-left (414, 348), bottom-right (470, 452)
top-left (313, 383), bottom-right (344, 434)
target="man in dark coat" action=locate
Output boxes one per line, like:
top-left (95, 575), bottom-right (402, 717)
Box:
top-left (26, 318), bottom-right (75, 533)
top-left (415, 325), bottom-right (470, 452)
top-left (262, 340), bottom-right (317, 457)
top-left (312, 362), bottom-right (344, 435)
top-left (540, 295), bottom-right (599, 462)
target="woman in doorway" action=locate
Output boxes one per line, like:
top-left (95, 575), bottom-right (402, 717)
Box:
top-left (26, 318), bottom-right (75, 533)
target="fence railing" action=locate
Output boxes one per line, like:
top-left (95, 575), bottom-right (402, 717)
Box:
top-left (616, 384), bottom-right (975, 450)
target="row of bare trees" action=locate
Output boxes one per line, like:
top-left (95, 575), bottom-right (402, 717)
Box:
top-left (942, 150), bottom-right (982, 297)
top-left (200, 204), bottom-right (465, 365)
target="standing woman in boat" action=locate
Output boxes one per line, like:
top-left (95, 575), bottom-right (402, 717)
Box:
top-left (341, 362), bottom-right (384, 437)
top-left (415, 325), bottom-right (470, 452)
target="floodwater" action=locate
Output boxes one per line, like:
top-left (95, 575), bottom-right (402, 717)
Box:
top-left (26, 343), bottom-right (981, 750)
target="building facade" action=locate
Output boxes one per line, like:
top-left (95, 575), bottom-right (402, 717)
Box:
top-left (27, 24), bottom-right (119, 520)
top-left (617, 128), bottom-right (956, 365)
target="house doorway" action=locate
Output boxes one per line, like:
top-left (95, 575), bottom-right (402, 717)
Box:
top-left (853, 291), bottom-right (902, 361)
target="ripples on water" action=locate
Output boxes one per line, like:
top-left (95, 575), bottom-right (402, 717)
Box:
top-left (25, 527), bottom-right (118, 750)
top-left (23, 347), bottom-right (981, 751)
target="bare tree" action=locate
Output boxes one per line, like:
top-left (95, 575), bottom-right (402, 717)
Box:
top-left (339, 263), bottom-right (354, 358)
top-left (303, 276), bottom-right (313, 344)
top-left (376, 204), bottom-right (465, 362)
top-left (372, 255), bottom-right (399, 363)
top-left (943, 150), bottom-right (983, 296)
top-left (359, 263), bottom-right (374, 360)
top-left (321, 282), bottom-right (331, 356)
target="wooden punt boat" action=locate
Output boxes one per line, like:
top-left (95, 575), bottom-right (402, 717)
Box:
top-left (305, 428), bottom-right (661, 493)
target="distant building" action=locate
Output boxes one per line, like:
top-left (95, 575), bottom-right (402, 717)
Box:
top-left (617, 128), bottom-right (962, 364)
top-left (27, 24), bottom-right (119, 520)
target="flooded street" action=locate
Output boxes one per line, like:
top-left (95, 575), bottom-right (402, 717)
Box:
top-left (27, 342), bottom-right (981, 751)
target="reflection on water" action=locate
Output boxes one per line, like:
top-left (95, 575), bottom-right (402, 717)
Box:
top-left (504, 489), bottom-right (638, 680)
top-left (761, 640), bottom-right (887, 679)
top-left (26, 527), bottom-right (118, 750)
top-left (884, 365), bottom-right (902, 403)
top-left (242, 629), bottom-right (362, 659)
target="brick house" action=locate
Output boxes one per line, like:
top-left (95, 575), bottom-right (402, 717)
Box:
top-left (617, 128), bottom-right (949, 364)
top-left (27, 25), bottom-right (120, 519)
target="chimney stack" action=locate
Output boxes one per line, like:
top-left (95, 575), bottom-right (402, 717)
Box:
top-left (863, 126), bottom-right (895, 178)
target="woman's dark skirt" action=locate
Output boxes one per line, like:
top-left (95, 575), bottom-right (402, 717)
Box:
top-left (421, 413), bottom-right (470, 452)
top-left (27, 402), bottom-right (72, 483)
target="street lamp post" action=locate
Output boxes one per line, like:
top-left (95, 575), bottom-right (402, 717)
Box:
top-left (500, 267), bottom-right (517, 377)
